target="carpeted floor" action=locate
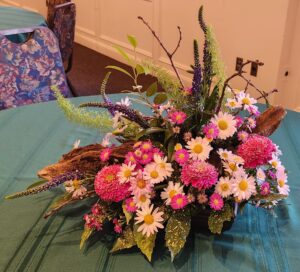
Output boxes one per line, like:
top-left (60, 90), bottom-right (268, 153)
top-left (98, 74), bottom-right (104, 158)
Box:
top-left (67, 43), bottom-right (156, 96)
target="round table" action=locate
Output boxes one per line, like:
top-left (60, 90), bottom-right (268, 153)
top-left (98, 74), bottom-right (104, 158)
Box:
top-left (0, 6), bottom-right (47, 43)
top-left (0, 96), bottom-right (299, 271)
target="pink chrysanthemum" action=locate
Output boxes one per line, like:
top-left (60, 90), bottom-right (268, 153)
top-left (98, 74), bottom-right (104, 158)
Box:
top-left (174, 149), bottom-right (189, 165)
top-left (260, 182), bottom-right (270, 196)
top-left (170, 194), bottom-right (188, 210)
top-left (237, 134), bottom-right (276, 168)
top-left (209, 193), bottom-right (224, 211)
top-left (125, 197), bottom-right (137, 212)
top-left (181, 161), bottom-right (218, 190)
top-left (202, 123), bottom-right (219, 140)
top-left (94, 165), bottom-right (131, 202)
top-left (124, 152), bottom-right (137, 165)
top-left (100, 148), bottom-right (111, 162)
top-left (168, 111), bottom-right (187, 125)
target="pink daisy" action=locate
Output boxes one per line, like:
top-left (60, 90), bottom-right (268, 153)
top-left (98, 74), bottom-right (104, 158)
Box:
top-left (100, 148), bottom-right (111, 162)
top-left (125, 197), bottom-right (137, 212)
top-left (235, 116), bottom-right (244, 128)
top-left (260, 182), bottom-right (270, 196)
top-left (170, 194), bottom-right (188, 210)
top-left (152, 147), bottom-right (164, 158)
top-left (94, 165), bottom-right (131, 202)
top-left (237, 134), bottom-right (276, 168)
top-left (174, 149), bottom-right (189, 165)
top-left (139, 152), bottom-right (154, 165)
top-left (168, 111), bottom-right (187, 125)
top-left (202, 123), bottom-right (219, 140)
top-left (140, 141), bottom-right (153, 153)
top-left (181, 161), bottom-right (219, 190)
top-left (124, 152), bottom-right (137, 165)
top-left (209, 193), bottom-right (224, 211)
top-left (238, 131), bottom-right (249, 142)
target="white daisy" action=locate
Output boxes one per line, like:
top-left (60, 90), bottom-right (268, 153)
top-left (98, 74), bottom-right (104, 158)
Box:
top-left (112, 111), bottom-right (124, 129)
top-left (65, 179), bottom-right (87, 199)
top-left (228, 154), bottom-right (244, 165)
top-left (160, 181), bottom-right (184, 205)
top-left (186, 137), bottom-right (212, 161)
top-left (256, 168), bottom-right (266, 185)
top-left (133, 193), bottom-right (151, 208)
top-left (223, 161), bottom-right (242, 175)
top-left (101, 133), bottom-right (113, 147)
top-left (269, 156), bottom-right (282, 170)
top-left (135, 204), bottom-right (164, 237)
top-left (130, 170), bottom-right (153, 195)
top-left (226, 98), bottom-right (242, 109)
top-left (237, 91), bottom-right (257, 110)
top-left (217, 148), bottom-right (234, 161)
top-left (117, 162), bottom-right (137, 183)
top-left (232, 172), bottom-right (256, 201)
top-left (211, 112), bottom-right (237, 140)
top-left (73, 139), bottom-right (80, 149)
top-left (215, 177), bottom-right (232, 198)
top-left (276, 168), bottom-right (289, 195)
top-left (116, 96), bottom-right (132, 107)
top-left (143, 163), bottom-right (165, 184)
top-left (153, 154), bottom-right (173, 178)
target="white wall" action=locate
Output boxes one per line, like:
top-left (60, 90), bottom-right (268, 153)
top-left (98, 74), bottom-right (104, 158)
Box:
top-left (1, 0), bottom-right (299, 110)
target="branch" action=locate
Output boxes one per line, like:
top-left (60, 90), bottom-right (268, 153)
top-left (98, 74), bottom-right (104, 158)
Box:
top-left (138, 16), bottom-right (184, 89)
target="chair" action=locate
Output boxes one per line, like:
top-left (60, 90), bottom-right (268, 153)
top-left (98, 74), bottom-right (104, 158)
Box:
top-left (52, 2), bottom-right (76, 73)
top-left (46, 0), bottom-right (71, 29)
top-left (0, 27), bottom-right (70, 110)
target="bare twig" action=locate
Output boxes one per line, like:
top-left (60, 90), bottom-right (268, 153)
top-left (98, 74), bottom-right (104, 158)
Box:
top-left (256, 89), bottom-right (278, 101)
top-left (138, 16), bottom-right (184, 89)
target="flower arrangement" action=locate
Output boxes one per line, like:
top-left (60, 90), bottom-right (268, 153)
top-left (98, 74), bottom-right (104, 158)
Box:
top-left (6, 6), bottom-right (289, 262)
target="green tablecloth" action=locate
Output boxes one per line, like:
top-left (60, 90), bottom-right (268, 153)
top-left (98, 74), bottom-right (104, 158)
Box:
top-left (0, 96), bottom-right (299, 272)
top-left (0, 6), bottom-right (47, 43)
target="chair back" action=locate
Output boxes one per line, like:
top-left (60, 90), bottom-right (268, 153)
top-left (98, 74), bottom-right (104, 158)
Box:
top-left (52, 2), bottom-right (76, 73)
top-left (46, 0), bottom-right (71, 29)
top-left (0, 27), bottom-right (70, 110)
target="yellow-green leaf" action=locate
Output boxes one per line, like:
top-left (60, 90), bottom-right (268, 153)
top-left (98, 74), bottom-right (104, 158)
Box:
top-left (136, 64), bottom-right (145, 75)
top-left (127, 34), bottom-right (138, 48)
top-left (122, 202), bottom-right (133, 224)
top-left (114, 45), bottom-right (133, 65)
top-left (133, 224), bottom-right (157, 261)
top-left (208, 203), bottom-right (234, 234)
top-left (26, 179), bottom-right (47, 190)
top-left (146, 81), bottom-right (158, 97)
top-left (153, 93), bottom-right (167, 104)
top-left (106, 65), bottom-right (134, 79)
top-left (80, 226), bottom-right (93, 249)
top-left (165, 210), bottom-right (191, 261)
top-left (110, 227), bottom-right (136, 253)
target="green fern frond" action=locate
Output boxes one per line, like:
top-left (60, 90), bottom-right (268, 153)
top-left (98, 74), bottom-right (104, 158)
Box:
top-left (141, 61), bottom-right (187, 110)
top-left (52, 86), bottom-right (113, 131)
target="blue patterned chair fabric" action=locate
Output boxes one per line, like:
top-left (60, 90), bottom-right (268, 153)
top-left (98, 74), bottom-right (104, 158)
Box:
top-left (46, 0), bottom-right (71, 29)
top-left (52, 2), bottom-right (76, 72)
top-left (0, 27), bottom-right (70, 110)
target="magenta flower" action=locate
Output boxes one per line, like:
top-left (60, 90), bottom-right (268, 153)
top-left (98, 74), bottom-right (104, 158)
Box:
top-left (237, 134), bottom-right (276, 168)
top-left (209, 193), bottom-right (224, 211)
top-left (100, 148), bottom-right (111, 162)
top-left (124, 152), bottom-right (137, 165)
top-left (91, 203), bottom-right (102, 215)
top-left (168, 111), bottom-right (187, 125)
top-left (140, 141), bottom-right (153, 153)
top-left (260, 182), bottom-right (270, 196)
top-left (139, 152), bottom-right (154, 165)
top-left (125, 197), bottom-right (137, 212)
top-left (170, 194), bottom-right (188, 210)
top-left (174, 149), bottom-right (189, 165)
top-left (235, 116), bottom-right (244, 128)
top-left (202, 123), bottom-right (219, 140)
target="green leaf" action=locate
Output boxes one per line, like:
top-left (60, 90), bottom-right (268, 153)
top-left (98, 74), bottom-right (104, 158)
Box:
top-left (205, 85), bottom-right (219, 112)
top-left (146, 82), bottom-right (158, 97)
top-left (127, 35), bottom-right (138, 48)
top-left (136, 64), bottom-right (145, 75)
top-left (165, 210), bottom-right (191, 261)
top-left (133, 224), bottom-right (157, 261)
top-left (135, 127), bottom-right (165, 141)
top-left (48, 193), bottom-right (72, 210)
top-left (26, 179), bottom-right (47, 190)
top-left (122, 202), bottom-right (133, 224)
top-left (114, 45), bottom-right (133, 65)
top-left (167, 138), bottom-right (175, 161)
top-left (208, 203), bottom-right (234, 234)
top-left (153, 93), bottom-right (167, 104)
top-left (111, 226), bottom-right (136, 253)
top-left (106, 65), bottom-right (134, 79)
top-left (80, 226), bottom-right (93, 249)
